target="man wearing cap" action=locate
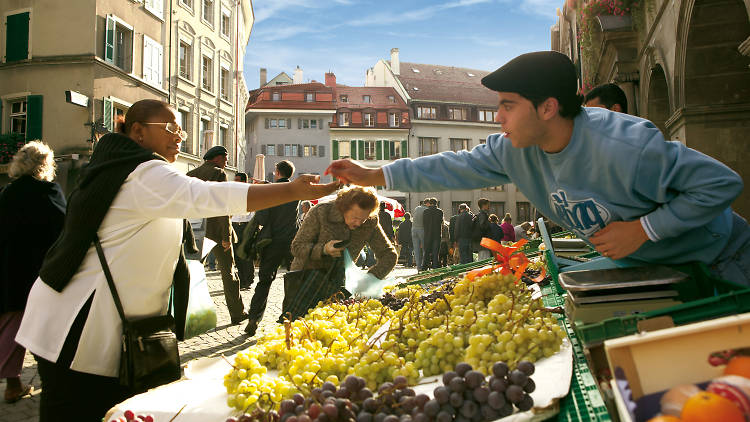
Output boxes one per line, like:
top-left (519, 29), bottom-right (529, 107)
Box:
top-left (187, 146), bottom-right (247, 323)
top-left (325, 51), bottom-right (749, 287)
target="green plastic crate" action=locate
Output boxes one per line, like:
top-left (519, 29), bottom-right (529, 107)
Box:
top-left (399, 258), bottom-right (494, 287)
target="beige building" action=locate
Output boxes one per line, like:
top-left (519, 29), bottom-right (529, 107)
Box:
top-left (0, 0), bottom-right (253, 191)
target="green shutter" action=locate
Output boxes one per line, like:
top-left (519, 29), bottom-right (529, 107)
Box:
top-left (376, 140), bottom-right (382, 160)
top-left (103, 97), bottom-right (113, 132)
top-left (105, 15), bottom-right (115, 63)
top-left (401, 140), bottom-right (408, 157)
top-left (26, 95), bottom-right (43, 141)
top-left (332, 140), bottom-right (339, 159)
top-left (350, 140), bottom-right (357, 159)
top-left (358, 140), bottom-right (364, 160)
top-left (6, 12), bottom-right (30, 62)
top-left (383, 141), bottom-right (391, 160)
top-left (0, 101), bottom-right (3, 133)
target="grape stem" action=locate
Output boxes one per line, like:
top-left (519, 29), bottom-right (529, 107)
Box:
top-left (168, 404), bottom-right (187, 422)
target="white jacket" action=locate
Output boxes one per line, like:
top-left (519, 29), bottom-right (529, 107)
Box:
top-left (16, 160), bottom-right (249, 377)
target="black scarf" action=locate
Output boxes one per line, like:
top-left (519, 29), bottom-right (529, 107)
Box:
top-left (39, 133), bottom-right (190, 339)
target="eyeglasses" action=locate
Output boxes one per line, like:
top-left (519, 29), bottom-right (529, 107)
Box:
top-left (143, 122), bottom-right (188, 141)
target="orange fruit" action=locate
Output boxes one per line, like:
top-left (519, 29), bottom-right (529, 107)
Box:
top-left (681, 391), bottom-right (745, 422)
top-left (724, 356), bottom-right (750, 379)
top-left (647, 416), bottom-right (682, 422)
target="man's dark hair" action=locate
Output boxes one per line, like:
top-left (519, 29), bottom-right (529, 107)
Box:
top-left (380, 202), bottom-right (387, 211)
top-left (235, 172), bottom-right (248, 182)
top-left (477, 198), bottom-right (489, 208)
top-left (404, 212), bottom-right (411, 221)
top-left (430, 198), bottom-right (438, 206)
top-left (523, 92), bottom-right (584, 119)
top-left (276, 160), bottom-right (295, 179)
top-left (459, 203), bottom-right (468, 211)
top-left (585, 83), bottom-right (628, 114)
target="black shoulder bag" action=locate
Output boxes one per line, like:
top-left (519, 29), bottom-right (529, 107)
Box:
top-left (94, 236), bottom-right (181, 393)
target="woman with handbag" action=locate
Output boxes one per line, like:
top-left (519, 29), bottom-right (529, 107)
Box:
top-left (14, 99), bottom-right (338, 422)
top-left (283, 186), bottom-right (398, 321)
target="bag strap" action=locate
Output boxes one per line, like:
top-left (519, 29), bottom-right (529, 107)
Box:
top-left (93, 235), bottom-right (128, 326)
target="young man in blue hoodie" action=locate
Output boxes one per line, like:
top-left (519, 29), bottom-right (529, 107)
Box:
top-left (325, 51), bottom-right (749, 287)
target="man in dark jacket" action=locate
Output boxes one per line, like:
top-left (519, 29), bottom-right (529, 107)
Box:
top-left (473, 198), bottom-right (492, 260)
top-left (397, 213), bottom-right (413, 267)
top-left (186, 146), bottom-right (246, 324)
top-left (378, 202), bottom-right (395, 243)
top-left (421, 198), bottom-right (444, 270)
top-left (245, 160), bottom-right (299, 335)
top-left (454, 203), bottom-right (475, 264)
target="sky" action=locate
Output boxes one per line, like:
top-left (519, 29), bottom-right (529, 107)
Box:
top-left (243, 0), bottom-right (562, 90)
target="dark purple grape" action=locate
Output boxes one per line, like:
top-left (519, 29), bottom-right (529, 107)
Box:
top-left (516, 394), bottom-right (534, 411)
top-left (480, 404), bottom-right (499, 420)
top-left (489, 376), bottom-right (508, 393)
top-left (415, 394), bottom-right (430, 409)
top-left (449, 376), bottom-right (466, 393)
top-left (394, 376), bottom-right (408, 388)
top-left (492, 361), bottom-right (509, 378)
top-left (423, 399), bottom-right (440, 417)
top-left (463, 390), bottom-right (474, 401)
top-left (312, 388), bottom-right (323, 400)
top-left (357, 412), bottom-right (373, 422)
top-left (436, 411), bottom-right (452, 422)
top-left (293, 393), bottom-right (305, 406)
top-left (487, 391), bottom-right (505, 410)
top-left (434, 386), bottom-right (450, 404)
top-left (287, 417), bottom-right (298, 422)
top-left (442, 371), bottom-right (458, 386)
top-left (400, 396), bottom-right (416, 412)
top-left (322, 404), bottom-right (338, 420)
top-left (509, 370), bottom-right (528, 386)
top-left (399, 415), bottom-right (412, 422)
top-left (280, 414), bottom-right (292, 422)
top-left (455, 362), bottom-right (472, 377)
top-left (321, 390), bottom-right (335, 399)
top-left (363, 398), bottom-right (378, 413)
top-left (299, 415), bottom-right (312, 422)
top-left (440, 403), bottom-right (455, 415)
top-left (460, 401), bottom-right (478, 418)
top-left (383, 415), bottom-right (399, 422)
top-left (383, 394), bottom-right (396, 406)
top-left (378, 382), bottom-right (394, 394)
top-left (295, 404), bottom-right (305, 415)
top-left (335, 398), bottom-right (347, 409)
top-left (470, 411), bottom-right (482, 422)
top-left (464, 371), bottom-right (485, 389)
top-left (473, 386), bottom-right (489, 403)
top-left (358, 377), bottom-right (367, 391)
top-left (374, 413), bottom-right (387, 422)
top-left (344, 375), bottom-right (360, 392)
top-left (358, 388), bottom-right (374, 401)
top-left (403, 388), bottom-right (415, 397)
top-left (280, 400), bottom-right (296, 415)
top-left (226, 417), bottom-right (239, 422)
top-left (317, 413), bottom-right (329, 422)
top-left (505, 385), bottom-right (524, 404)
top-left (517, 361), bottom-right (535, 376)
top-left (523, 378), bottom-right (536, 393)
top-left (335, 387), bottom-right (350, 399)
top-left (308, 404), bottom-right (321, 419)
top-left (413, 413), bottom-right (429, 422)
top-left (498, 403), bottom-right (514, 417)
top-left (455, 416), bottom-right (471, 422)
top-left (449, 391), bottom-right (463, 407)
top-left (239, 415), bottom-right (253, 422)
top-left (322, 382), bottom-right (337, 392)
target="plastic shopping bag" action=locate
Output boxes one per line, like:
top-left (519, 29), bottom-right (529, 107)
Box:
top-left (343, 250), bottom-right (395, 298)
top-left (184, 260), bottom-right (218, 339)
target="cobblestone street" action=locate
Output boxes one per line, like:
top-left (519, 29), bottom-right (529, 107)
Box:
top-left (0, 264), bottom-right (417, 422)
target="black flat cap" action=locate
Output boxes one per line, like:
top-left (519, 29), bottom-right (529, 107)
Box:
top-left (203, 145), bottom-right (228, 160)
top-left (481, 51), bottom-right (578, 101)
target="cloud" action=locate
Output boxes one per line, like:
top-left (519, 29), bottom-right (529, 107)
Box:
top-left (253, 0), bottom-right (322, 23)
top-left (516, 0), bottom-right (562, 18)
top-left (346, 0), bottom-right (493, 26)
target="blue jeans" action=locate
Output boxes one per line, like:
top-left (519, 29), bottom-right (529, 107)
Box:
top-left (411, 228), bottom-right (425, 270)
top-left (458, 238), bottom-right (473, 264)
top-left (710, 212), bottom-right (750, 288)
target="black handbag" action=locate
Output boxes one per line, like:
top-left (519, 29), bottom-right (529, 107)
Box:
top-left (93, 236), bottom-right (181, 393)
top-left (281, 258), bottom-right (348, 321)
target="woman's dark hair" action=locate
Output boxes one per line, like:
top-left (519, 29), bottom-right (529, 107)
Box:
top-left (235, 172), bottom-right (248, 182)
top-left (404, 212), bottom-right (411, 221)
top-left (489, 214), bottom-right (498, 223)
top-left (522, 92), bottom-right (584, 119)
top-left (117, 99), bottom-right (173, 134)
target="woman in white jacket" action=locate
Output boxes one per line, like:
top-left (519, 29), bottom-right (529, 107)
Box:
top-left (15, 99), bottom-right (338, 421)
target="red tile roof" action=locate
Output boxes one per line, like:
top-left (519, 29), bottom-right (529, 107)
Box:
top-left (334, 86), bottom-right (409, 111)
top-left (391, 61), bottom-right (498, 107)
top-left (246, 82), bottom-right (336, 111)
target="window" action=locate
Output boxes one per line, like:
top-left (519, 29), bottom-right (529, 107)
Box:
top-left (338, 141), bottom-right (351, 159)
top-left (480, 138), bottom-right (487, 144)
top-left (201, 118), bottom-right (213, 155)
top-left (338, 112), bottom-right (350, 127)
top-left (489, 202), bottom-right (505, 218)
top-left (220, 8), bottom-right (231, 38)
top-left (105, 16), bottom-right (134, 73)
top-left (142, 35), bottom-right (163, 88)
top-left (202, 0), bottom-right (214, 25)
top-left (284, 144), bottom-right (293, 156)
top-left (220, 66), bottom-right (230, 101)
top-left (417, 106), bottom-right (436, 119)
top-left (419, 137), bottom-right (438, 156)
top-left (201, 55), bottom-right (213, 91)
top-left (448, 107), bottom-right (468, 120)
top-left (5, 12), bottom-right (30, 62)
top-left (364, 141), bottom-right (376, 160)
top-left (300, 119), bottom-right (318, 129)
top-left (178, 41), bottom-right (192, 80)
top-left (388, 113), bottom-right (399, 128)
top-left (483, 185), bottom-right (505, 191)
top-left (177, 109), bottom-right (191, 153)
top-left (305, 92), bottom-right (315, 102)
top-left (362, 95), bottom-right (371, 103)
top-left (272, 91), bottom-right (280, 101)
top-left (310, 119), bottom-right (317, 129)
top-left (340, 95), bottom-right (348, 103)
top-left (479, 110), bottom-right (496, 122)
top-left (266, 144), bottom-right (276, 156)
top-left (180, 0), bottom-right (193, 9)
top-left (144, 0), bottom-right (164, 19)
top-left (517, 202), bottom-right (533, 223)
top-left (389, 140), bottom-right (406, 160)
top-left (9, 99), bottom-right (27, 135)
top-left (303, 145), bottom-right (311, 157)
top-left (450, 138), bottom-right (470, 152)
top-left (364, 113), bottom-right (375, 127)
top-left (219, 126), bottom-right (227, 146)
top-left (387, 95), bottom-right (395, 103)
top-left (277, 119), bottom-right (287, 128)
top-left (269, 119), bottom-right (277, 128)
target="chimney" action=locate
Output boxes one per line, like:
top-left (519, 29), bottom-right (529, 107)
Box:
top-left (260, 68), bottom-right (267, 87)
top-left (366, 68), bottom-right (375, 87)
top-left (293, 65), bottom-right (303, 84)
top-left (325, 72), bottom-right (336, 87)
top-left (390, 48), bottom-right (400, 75)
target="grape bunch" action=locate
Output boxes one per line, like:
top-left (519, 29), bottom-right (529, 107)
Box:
top-left (278, 376), bottom-right (373, 422)
top-left (109, 410), bottom-right (154, 422)
top-left (379, 292), bottom-right (408, 311)
top-left (226, 408), bottom-right (280, 422)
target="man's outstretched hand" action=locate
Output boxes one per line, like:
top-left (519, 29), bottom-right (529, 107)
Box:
top-left (590, 219), bottom-right (649, 260)
top-left (289, 174), bottom-right (341, 200)
top-left (325, 159), bottom-right (386, 187)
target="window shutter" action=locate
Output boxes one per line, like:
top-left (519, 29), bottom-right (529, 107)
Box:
top-left (26, 95), bottom-right (43, 141)
top-left (277, 144), bottom-right (283, 156)
top-left (287, 118), bottom-right (292, 129)
top-left (384, 141), bottom-right (391, 160)
top-left (318, 119), bottom-right (322, 129)
top-left (350, 140), bottom-right (357, 160)
top-left (154, 42), bottom-right (163, 87)
top-left (376, 140), bottom-right (382, 160)
top-left (319, 145), bottom-right (325, 158)
top-left (261, 144), bottom-right (267, 155)
top-left (143, 37), bottom-right (153, 84)
top-left (264, 118), bottom-right (269, 129)
top-left (145, 0), bottom-right (165, 19)
top-left (297, 144), bottom-right (303, 157)
top-left (298, 119), bottom-right (302, 129)
top-left (103, 97), bottom-right (113, 132)
top-left (331, 141), bottom-right (338, 160)
top-left (401, 140), bottom-right (408, 157)
top-left (105, 15), bottom-right (115, 63)
top-left (358, 140), bottom-right (364, 161)
top-left (0, 101), bottom-right (3, 133)
top-left (6, 12), bottom-right (30, 62)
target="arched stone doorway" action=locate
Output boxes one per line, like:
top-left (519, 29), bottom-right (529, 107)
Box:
top-left (646, 65), bottom-right (670, 135)
top-left (674, 0), bottom-right (750, 217)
